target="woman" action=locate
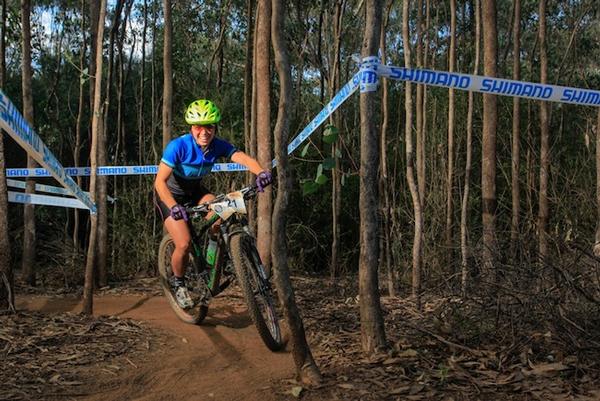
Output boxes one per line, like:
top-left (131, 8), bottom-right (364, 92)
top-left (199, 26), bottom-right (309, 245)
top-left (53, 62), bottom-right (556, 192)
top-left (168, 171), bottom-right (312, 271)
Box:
top-left (154, 99), bottom-right (272, 308)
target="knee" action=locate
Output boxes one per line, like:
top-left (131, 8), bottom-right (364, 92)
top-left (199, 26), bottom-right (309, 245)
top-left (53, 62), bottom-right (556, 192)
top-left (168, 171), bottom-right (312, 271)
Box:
top-left (173, 238), bottom-right (191, 253)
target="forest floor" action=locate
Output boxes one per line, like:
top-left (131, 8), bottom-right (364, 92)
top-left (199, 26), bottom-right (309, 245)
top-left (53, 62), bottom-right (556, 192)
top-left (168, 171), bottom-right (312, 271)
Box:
top-left (2, 274), bottom-right (600, 401)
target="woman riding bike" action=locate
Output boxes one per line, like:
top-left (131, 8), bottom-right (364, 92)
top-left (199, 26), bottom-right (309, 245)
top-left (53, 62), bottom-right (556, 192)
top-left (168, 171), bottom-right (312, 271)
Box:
top-left (154, 99), bottom-right (272, 309)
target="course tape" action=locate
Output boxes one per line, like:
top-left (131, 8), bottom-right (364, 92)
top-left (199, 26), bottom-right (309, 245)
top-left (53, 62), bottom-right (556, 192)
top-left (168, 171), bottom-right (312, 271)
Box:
top-left (287, 69), bottom-right (362, 155)
top-left (8, 191), bottom-right (88, 210)
top-left (0, 90), bottom-right (96, 213)
top-left (6, 179), bottom-right (115, 203)
top-left (5, 163), bottom-right (247, 177)
top-left (379, 64), bottom-right (600, 106)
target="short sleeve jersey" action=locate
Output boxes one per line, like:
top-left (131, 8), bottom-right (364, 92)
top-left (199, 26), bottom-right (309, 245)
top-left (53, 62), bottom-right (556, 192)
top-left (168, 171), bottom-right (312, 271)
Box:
top-left (161, 133), bottom-right (238, 196)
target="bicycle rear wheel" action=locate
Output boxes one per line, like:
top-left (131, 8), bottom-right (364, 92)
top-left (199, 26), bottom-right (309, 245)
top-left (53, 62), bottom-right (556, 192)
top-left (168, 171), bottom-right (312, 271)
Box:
top-left (230, 233), bottom-right (284, 351)
top-left (158, 234), bottom-right (209, 324)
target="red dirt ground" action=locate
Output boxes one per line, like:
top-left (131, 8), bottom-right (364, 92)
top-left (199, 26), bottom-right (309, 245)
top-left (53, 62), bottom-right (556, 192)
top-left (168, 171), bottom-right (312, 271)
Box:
top-left (17, 293), bottom-right (296, 401)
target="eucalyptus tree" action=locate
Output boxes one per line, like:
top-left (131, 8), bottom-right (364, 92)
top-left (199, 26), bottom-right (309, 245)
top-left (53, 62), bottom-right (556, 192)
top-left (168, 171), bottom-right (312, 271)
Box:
top-left (461, 0), bottom-right (480, 295)
top-left (510, 0), bottom-right (521, 259)
top-left (403, 0), bottom-right (423, 306)
top-left (481, 0), bottom-right (498, 278)
top-left (20, 0), bottom-right (36, 286)
top-left (162, 0), bottom-right (172, 149)
top-left (359, 0), bottom-right (386, 352)
top-left (83, 0), bottom-right (107, 316)
top-left (0, 0), bottom-right (13, 311)
top-left (256, 0), bottom-right (272, 270)
top-left (271, 0), bottom-right (322, 383)
top-left (538, 0), bottom-right (550, 270)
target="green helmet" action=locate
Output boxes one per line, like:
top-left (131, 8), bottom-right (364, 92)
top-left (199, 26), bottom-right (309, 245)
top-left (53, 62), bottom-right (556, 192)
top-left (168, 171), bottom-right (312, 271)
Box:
top-left (184, 99), bottom-right (222, 125)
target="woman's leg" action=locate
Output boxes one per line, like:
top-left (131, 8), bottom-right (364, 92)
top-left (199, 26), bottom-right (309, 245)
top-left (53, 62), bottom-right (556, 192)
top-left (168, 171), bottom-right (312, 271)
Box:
top-left (164, 217), bottom-right (191, 277)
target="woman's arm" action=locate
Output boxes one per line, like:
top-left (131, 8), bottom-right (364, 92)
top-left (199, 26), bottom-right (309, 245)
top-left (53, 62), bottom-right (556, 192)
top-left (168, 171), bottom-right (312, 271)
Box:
top-left (154, 162), bottom-right (178, 208)
top-left (230, 151), bottom-right (268, 175)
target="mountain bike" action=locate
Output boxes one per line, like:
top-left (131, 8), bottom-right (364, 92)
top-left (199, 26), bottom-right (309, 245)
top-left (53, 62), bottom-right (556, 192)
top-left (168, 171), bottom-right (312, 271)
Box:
top-left (157, 185), bottom-right (284, 352)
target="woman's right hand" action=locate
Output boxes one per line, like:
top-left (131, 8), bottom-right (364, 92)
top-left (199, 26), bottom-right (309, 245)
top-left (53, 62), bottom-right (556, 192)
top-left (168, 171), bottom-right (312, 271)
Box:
top-left (170, 204), bottom-right (188, 221)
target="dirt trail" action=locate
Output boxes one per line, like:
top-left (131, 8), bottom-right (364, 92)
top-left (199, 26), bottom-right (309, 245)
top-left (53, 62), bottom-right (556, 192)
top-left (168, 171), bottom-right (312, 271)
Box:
top-left (17, 292), bottom-right (294, 401)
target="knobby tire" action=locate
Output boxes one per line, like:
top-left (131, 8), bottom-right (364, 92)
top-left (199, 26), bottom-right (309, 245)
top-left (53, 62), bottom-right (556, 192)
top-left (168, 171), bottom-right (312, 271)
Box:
top-left (158, 234), bottom-right (208, 324)
top-left (230, 233), bottom-right (284, 352)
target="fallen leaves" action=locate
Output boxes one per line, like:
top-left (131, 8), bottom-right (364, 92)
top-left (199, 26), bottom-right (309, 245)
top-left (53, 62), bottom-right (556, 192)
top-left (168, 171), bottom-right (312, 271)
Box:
top-left (0, 310), bottom-right (160, 400)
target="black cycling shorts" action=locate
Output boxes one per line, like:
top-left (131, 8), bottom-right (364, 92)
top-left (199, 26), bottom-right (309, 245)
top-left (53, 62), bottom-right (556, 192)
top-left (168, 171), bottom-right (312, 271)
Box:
top-left (154, 184), bottom-right (211, 222)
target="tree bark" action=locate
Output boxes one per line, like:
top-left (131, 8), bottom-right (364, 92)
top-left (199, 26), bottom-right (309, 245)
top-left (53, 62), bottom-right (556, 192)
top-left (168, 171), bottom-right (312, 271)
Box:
top-left (379, 0), bottom-right (394, 295)
top-left (359, 0), bottom-right (387, 353)
top-left (510, 0), bottom-right (521, 260)
top-left (445, 0), bottom-right (456, 267)
top-left (83, 0), bottom-right (107, 316)
top-left (595, 107), bottom-right (600, 257)
top-left (21, 0), bottom-right (37, 286)
top-left (538, 0), bottom-right (550, 269)
top-left (0, 0), bottom-right (14, 311)
top-left (256, 0), bottom-right (273, 271)
top-left (162, 0), bottom-right (173, 149)
top-left (402, 0), bottom-right (423, 307)
top-left (461, 0), bottom-right (480, 295)
top-left (271, 0), bottom-right (322, 384)
top-left (481, 0), bottom-right (498, 278)
top-left (329, 0), bottom-right (344, 280)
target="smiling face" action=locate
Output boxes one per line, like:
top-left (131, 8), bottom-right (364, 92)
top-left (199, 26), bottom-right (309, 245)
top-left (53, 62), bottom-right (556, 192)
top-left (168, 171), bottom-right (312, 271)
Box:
top-left (191, 124), bottom-right (216, 147)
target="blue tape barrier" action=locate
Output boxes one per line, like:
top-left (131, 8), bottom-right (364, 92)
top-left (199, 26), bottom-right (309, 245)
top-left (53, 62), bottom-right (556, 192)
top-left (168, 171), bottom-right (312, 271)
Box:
top-left (378, 64), bottom-right (600, 106)
top-left (6, 179), bottom-right (115, 203)
top-left (0, 90), bottom-right (96, 213)
top-left (7, 56), bottom-right (599, 199)
top-left (8, 191), bottom-right (88, 210)
top-left (5, 163), bottom-right (248, 178)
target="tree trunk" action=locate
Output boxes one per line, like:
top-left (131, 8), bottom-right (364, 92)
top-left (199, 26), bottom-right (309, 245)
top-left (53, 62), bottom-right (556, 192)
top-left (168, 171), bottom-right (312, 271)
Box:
top-left (162, 0), bottom-right (173, 149)
top-left (416, 0), bottom-right (425, 206)
top-left (595, 107), bottom-right (600, 257)
top-left (256, 0), bottom-right (272, 271)
top-left (329, 0), bottom-right (344, 280)
top-left (403, 0), bottom-right (424, 306)
top-left (445, 0), bottom-right (456, 267)
top-left (510, 0), bottom-right (521, 260)
top-left (73, 0), bottom-right (87, 251)
top-left (271, 0), bottom-right (322, 384)
top-left (461, 0), bottom-right (480, 295)
top-left (0, 0), bottom-right (14, 311)
top-left (481, 0), bottom-right (498, 278)
top-left (538, 0), bottom-right (550, 269)
top-left (379, 0), bottom-right (394, 295)
top-left (244, 0), bottom-right (254, 177)
top-left (21, 0), bottom-right (37, 286)
top-left (359, 0), bottom-right (387, 353)
top-left (83, 0), bottom-right (107, 316)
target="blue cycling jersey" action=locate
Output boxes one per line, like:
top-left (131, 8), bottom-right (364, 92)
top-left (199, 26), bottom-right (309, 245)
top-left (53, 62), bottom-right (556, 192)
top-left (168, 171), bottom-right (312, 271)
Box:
top-left (161, 133), bottom-right (238, 196)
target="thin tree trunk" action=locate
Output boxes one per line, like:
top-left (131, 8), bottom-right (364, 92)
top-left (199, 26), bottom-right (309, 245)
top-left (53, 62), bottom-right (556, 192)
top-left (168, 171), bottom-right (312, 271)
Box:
top-left (510, 0), bottom-right (521, 260)
top-left (0, 0), bottom-right (14, 311)
top-left (594, 107), bottom-right (600, 257)
top-left (445, 0), bottom-right (456, 267)
top-left (162, 0), bottom-right (173, 149)
top-left (538, 0), bottom-right (550, 270)
top-left (359, 0), bottom-right (387, 353)
top-left (271, 0), bottom-right (322, 383)
top-left (21, 0), bottom-right (36, 286)
top-left (256, 0), bottom-right (272, 271)
top-left (244, 0), bottom-right (254, 177)
top-left (73, 0), bottom-right (87, 251)
top-left (481, 0), bottom-right (498, 278)
top-left (83, 0), bottom-right (107, 316)
top-left (416, 0), bottom-right (425, 206)
top-left (330, 0), bottom-right (344, 280)
top-left (379, 0), bottom-right (394, 295)
top-left (461, 0), bottom-right (480, 295)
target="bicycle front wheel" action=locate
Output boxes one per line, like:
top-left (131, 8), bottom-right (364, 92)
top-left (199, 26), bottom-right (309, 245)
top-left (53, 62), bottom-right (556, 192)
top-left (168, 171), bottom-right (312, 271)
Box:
top-left (158, 234), bottom-right (208, 324)
top-left (230, 234), bottom-right (284, 351)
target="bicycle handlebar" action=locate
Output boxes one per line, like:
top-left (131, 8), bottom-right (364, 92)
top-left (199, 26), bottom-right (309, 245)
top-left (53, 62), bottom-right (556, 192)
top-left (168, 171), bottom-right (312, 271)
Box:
top-left (185, 184), bottom-right (259, 218)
